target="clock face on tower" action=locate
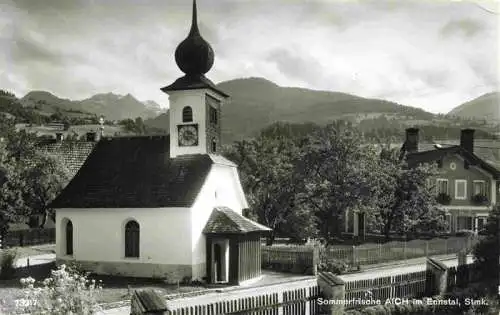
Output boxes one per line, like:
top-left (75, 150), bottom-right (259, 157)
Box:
top-left (178, 124), bottom-right (199, 146)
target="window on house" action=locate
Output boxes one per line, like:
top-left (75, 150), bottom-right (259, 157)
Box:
top-left (473, 181), bottom-right (486, 195)
top-left (125, 220), bottom-right (140, 258)
top-left (477, 217), bottom-right (487, 231)
top-left (436, 179), bottom-right (449, 194)
top-left (440, 212), bottom-right (452, 232)
top-left (182, 106), bottom-right (193, 122)
top-left (66, 220), bottom-right (73, 256)
top-left (457, 216), bottom-right (473, 230)
top-left (209, 106), bottom-right (217, 125)
top-left (445, 213), bottom-right (452, 232)
top-left (455, 180), bottom-right (467, 200)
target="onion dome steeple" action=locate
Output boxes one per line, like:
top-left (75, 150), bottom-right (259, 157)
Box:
top-left (174, 0), bottom-right (214, 76)
top-left (161, 0), bottom-right (228, 98)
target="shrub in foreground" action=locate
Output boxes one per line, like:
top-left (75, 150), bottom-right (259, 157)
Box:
top-left (16, 264), bottom-right (103, 314)
top-left (317, 260), bottom-right (349, 274)
top-left (0, 249), bottom-right (17, 279)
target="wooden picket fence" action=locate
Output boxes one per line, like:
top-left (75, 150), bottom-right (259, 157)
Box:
top-left (344, 270), bottom-right (428, 309)
top-left (164, 278), bottom-right (322, 315)
top-left (0, 228), bottom-right (55, 249)
top-left (261, 236), bottom-right (477, 274)
top-left (131, 260), bottom-right (484, 315)
top-left (322, 236), bottom-right (475, 265)
top-left (261, 246), bottom-right (315, 274)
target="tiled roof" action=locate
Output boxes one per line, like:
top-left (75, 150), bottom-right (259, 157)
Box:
top-left (36, 140), bottom-right (96, 177)
top-left (208, 154), bottom-right (237, 167)
top-left (404, 145), bottom-right (500, 179)
top-left (203, 206), bottom-right (271, 234)
top-left (50, 136), bottom-right (236, 208)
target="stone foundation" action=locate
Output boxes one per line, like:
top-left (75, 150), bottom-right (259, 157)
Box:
top-left (56, 259), bottom-right (205, 283)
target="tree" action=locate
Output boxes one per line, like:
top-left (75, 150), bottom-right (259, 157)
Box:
top-left (134, 117), bottom-right (147, 134)
top-left (224, 126), bottom-right (317, 245)
top-left (473, 205), bottom-right (500, 295)
top-left (296, 122), bottom-right (379, 244)
top-left (22, 152), bottom-right (71, 227)
top-left (0, 123), bottom-right (70, 231)
top-left (119, 117), bottom-right (148, 134)
top-left (372, 147), bottom-right (446, 240)
top-left (0, 140), bottom-right (27, 236)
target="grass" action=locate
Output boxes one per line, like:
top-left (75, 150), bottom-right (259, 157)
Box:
top-left (0, 244), bottom-right (55, 260)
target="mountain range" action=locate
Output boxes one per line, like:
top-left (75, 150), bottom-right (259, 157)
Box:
top-left (145, 77), bottom-right (498, 143)
top-left (20, 91), bottom-right (164, 121)
top-left (448, 92), bottom-right (499, 122)
top-left (4, 77), bottom-right (498, 143)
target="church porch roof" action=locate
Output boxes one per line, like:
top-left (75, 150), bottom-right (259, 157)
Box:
top-left (203, 206), bottom-right (271, 234)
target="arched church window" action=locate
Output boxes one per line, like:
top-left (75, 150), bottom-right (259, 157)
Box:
top-left (125, 220), bottom-right (140, 258)
top-left (66, 220), bottom-right (73, 256)
top-left (182, 106), bottom-right (193, 122)
top-left (211, 138), bottom-right (217, 153)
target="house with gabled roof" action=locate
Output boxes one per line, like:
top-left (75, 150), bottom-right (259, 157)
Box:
top-left (50, 0), bottom-right (270, 285)
top-left (36, 136), bottom-right (97, 178)
top-left (400, 127), bottom-right (500, 233)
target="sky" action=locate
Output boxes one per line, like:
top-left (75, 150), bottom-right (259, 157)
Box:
top-left (1, 0), bottom-right (499, 114)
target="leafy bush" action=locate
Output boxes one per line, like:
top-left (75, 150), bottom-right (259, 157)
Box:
top-left (436, 193), bottom-right (451, 205)
top-left (456, 229), bottom-right (475, 237)
top-left (471, 194), bottom-right (488, 205)
top-left (16, 264), bottom-right (103, 314)
top-left (473, 205), bottom-right (500, 295)
top-left (66, 261), bottom-right (87, 276)
top-left (0, 249), bottom-right (17, 279)
top-left (317, 260), bottom-right (349, 274)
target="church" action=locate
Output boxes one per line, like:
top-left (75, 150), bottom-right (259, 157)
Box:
top-left (50, 0), bottom-right (270, 285)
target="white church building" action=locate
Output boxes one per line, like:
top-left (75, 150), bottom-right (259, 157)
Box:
top-left (51, 0), bottom-right (270, 285)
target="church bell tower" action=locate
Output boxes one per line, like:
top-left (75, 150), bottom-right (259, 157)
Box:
top-left (161, 0), bottom-right (229, 158)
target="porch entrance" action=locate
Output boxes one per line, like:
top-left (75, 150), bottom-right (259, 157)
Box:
top-left (203, 206), bottom-right (272, 285)
top-left (210, 240), bottom-right (229, 283)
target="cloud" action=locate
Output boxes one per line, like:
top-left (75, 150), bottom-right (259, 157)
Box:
top-left (441, 19), bottom-right (484, 37)
top-left (266, 48), bottom-right (326, 87)
top-left (0, 0), bottom-right (498, 113)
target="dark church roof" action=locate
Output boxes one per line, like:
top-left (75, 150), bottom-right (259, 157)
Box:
top-left (161, 74), bottom-right (229, 98)
top-left (203, 206), bottom-right (271, 234)
top-left (50, 136), bottom-right (237, 209)
top-left (404, 145), bottom-right (500, 179)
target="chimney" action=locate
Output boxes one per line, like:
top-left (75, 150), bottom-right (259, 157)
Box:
top-left (405, 128), bottom-right (419, 153)
top-left (55, 133), bottom-right (64, 142)
top-left (460, 129), bottom-right (475, 153)
top-left (86, 132), bottom-right (97, 142)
